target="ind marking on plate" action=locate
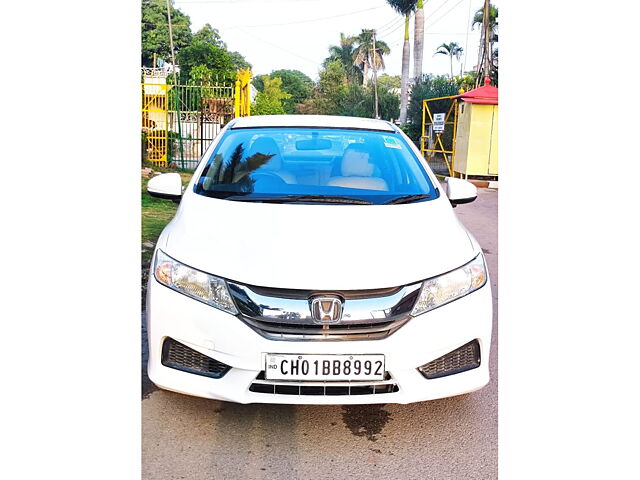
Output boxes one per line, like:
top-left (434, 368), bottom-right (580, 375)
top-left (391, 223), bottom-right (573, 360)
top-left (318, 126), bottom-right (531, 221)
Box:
top-left (264, 353), bottom-right (385, 381)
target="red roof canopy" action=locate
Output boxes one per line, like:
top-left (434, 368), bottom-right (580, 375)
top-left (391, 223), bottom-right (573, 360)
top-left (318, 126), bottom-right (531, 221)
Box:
top-left (457, 76), bottom-right (498, 105)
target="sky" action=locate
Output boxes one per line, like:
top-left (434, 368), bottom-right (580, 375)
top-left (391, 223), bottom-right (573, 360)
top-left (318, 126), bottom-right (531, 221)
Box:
top-left (171, 0), bottom-right (499, 81)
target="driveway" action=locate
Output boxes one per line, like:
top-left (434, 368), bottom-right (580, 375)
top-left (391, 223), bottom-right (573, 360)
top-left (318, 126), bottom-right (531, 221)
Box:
top-left (142, 186), bottom-right (498, 480)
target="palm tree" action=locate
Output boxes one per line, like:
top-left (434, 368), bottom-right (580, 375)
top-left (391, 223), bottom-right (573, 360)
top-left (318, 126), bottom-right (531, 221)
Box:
top-left (434, 42), bottom-right (464, 79)
top-left (413, 0), bottom-right (423, 81)
top-left (472, 4), bottom-right (499, 38)
top-left (386, 0), bottom-right (416, 124)
top-left (352, 29), bottom-right (390, 87)
top-left (325, 33), bottom-right (363, 85)
top-left (472, 3), bottom-right (498, 84)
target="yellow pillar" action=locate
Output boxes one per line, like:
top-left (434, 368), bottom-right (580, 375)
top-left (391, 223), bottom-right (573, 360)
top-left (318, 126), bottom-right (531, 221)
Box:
top-left (234, 79), bottom-right (241, 117)
top-left (233, 69), bottom-right (252, 117)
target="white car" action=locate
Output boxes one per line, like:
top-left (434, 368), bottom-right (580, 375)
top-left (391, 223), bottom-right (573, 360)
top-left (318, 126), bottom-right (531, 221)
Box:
top-left (146, 114), bottom-right (492, 404)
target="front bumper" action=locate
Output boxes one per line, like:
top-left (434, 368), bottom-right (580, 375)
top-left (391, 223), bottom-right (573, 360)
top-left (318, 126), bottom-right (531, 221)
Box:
top-left (146, 274), bottom-right (493, 405)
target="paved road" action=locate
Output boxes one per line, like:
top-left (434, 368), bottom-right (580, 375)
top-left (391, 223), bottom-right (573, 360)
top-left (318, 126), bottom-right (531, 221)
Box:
top-left (142, 187), bottom-right (498, 480)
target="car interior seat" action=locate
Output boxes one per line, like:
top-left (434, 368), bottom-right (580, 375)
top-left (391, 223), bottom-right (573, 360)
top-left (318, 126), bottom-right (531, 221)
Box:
top-left (327, 143), bottom-right (389, 191)
top-left (246, 136), bottom-right (297, 184)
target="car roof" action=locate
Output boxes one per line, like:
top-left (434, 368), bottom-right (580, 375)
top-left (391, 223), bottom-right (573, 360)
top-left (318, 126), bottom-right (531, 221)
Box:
top-left (229, 115), bottom-right (397, 132)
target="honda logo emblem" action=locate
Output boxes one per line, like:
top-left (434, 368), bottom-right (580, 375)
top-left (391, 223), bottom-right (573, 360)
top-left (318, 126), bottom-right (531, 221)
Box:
top-left (310, 296), bottom-right (343, 324)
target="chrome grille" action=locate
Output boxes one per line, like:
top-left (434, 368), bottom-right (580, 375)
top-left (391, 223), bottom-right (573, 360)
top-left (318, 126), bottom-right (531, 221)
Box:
top-left (228, 281), bottom-right (421, 341)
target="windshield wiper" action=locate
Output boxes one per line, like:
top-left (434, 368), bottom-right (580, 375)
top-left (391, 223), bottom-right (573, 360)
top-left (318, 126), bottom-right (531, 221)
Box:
top-left (384, 194), bottom-right (431, 205)
top-left (227, 194), bottom-right (373, 205)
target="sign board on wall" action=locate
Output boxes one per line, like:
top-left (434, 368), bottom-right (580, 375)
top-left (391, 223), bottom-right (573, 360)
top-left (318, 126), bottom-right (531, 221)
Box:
top-left (433, 113), bottom-right (445, 133)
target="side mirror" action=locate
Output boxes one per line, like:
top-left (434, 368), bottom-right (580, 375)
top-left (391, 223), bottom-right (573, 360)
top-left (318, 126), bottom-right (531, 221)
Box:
top-left (147, 173), bottom-right (183, 201)
top-left (443, 177), bottom-right (477, 206)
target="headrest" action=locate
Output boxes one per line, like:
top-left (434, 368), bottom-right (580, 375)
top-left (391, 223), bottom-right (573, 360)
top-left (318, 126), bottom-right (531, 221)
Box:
top-left (341, 144), bottom-right (374, 177)
top-left (247, 137), bottom-right (281, 170)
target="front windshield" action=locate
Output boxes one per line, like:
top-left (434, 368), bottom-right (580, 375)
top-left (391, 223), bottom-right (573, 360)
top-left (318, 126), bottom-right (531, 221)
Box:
top-left (194, 127), bottom-right (438, 204)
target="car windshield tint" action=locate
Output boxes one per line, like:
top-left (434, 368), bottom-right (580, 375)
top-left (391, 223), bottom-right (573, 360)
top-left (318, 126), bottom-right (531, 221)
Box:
top-left (194, 127), bottom-right (438, 204)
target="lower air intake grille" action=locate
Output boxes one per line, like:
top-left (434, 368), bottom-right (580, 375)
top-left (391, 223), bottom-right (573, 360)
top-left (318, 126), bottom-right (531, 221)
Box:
top-left (418, 340), bottom-right (481, 379)
top-left (161, 337), bottom-right (230, 378)
top-left (249, 372), bottom-right (399, 396)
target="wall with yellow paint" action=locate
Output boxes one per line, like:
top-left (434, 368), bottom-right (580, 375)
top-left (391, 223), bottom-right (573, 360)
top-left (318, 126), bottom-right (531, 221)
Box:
top-left (453, 102), bottom-right (471, 172)
top-left (453, 103), bottom-right (498, 176)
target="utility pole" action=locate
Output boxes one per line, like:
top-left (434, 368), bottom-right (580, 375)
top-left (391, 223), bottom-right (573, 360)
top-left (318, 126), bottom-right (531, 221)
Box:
top-left (166, 0), bottom-right (178, 86)
top-left (371, 29), bottom-right (380, 119)
top-left (482, 0), bottom-right (491, 80)
top-left (166, 0), bottom-right (184, 166)
top-left (463, 0), bottom-right (471, 77)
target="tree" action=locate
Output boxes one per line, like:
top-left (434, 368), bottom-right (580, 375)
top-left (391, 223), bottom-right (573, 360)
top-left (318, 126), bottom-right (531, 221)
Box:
top-left (192, 23), bottom-right (226, 49)
top-left (435, 42), bottom-right (464, 79)
top-left (297, 60), bottom-right (348, 115)
top-left (325, 33), bottom-right (363, 85)
top-left (386, 0), bottom-right (415, 124)
top-left (341, 84), bottom-right (399, 121)
top-left (188, 64), bottom-right (216, 85)
top-left (228, 51), bottom-right (252, 71)
top-left (375, 85), bottom-right (401, 121)
top-left (457, 71), bottom-right (478, 92)
top-left (252, 70), bottom-right (313, 113)
top-left (351, 29), bottom-right (390, 87)
top-left (252, 76), bottom-right (292, 115)
top-left (491, 47), bottom-right (498, 86)
top-left (472, 3), bottom-right (498, 85)
top-left (177, 41), bottom-right (232, 83)
top-left (404, 75), bottom-right (459, 142)
top-left (141, 5), bottom-right (251, 82)
top-left (141, 0), bottom-right (192, 66)
top-left (315, 60), bottom-right (348, 115)
top-left (377, 74), bottom-right (401, 91)
top-left (472, 3), bottom-right (499, 38)
top-left (413, 0), bottom-right (424, 81)
top-left (268, 70), bottom-right (313, 113)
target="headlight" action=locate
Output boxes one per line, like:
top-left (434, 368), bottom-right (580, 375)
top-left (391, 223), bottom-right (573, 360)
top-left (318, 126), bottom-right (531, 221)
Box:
top-left (153, 250), bottom-right (238, 314)
top-left (411, 254), bottom-right (487, 316)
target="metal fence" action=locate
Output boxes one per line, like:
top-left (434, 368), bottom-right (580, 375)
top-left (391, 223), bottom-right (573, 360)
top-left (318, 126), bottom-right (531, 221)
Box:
top-left (167, 85), bottom-right (234, 169)
top-left (142, 82), bottom-right (235, 170)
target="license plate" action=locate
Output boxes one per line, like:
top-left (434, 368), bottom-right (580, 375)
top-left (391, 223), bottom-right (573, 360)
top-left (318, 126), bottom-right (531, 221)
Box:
top-left (264, 354), bottom-right (385, 381)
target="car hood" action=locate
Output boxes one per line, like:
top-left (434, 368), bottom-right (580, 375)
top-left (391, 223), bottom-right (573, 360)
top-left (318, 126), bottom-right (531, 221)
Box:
top-left (161, 193), bottom-right (476, 290)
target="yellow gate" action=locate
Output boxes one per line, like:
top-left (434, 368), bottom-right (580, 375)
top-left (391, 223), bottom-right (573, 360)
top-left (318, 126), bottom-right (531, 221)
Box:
top-left (142, 82), bottom-right (169, 166)
top-left (141, 70), bottom-right (252, 169)
top-left (420, 94), bottom-right (460, 177)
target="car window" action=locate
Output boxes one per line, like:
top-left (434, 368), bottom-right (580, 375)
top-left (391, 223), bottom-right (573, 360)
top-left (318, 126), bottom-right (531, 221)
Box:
top-left (194, 127), bottom-right (438, 205)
